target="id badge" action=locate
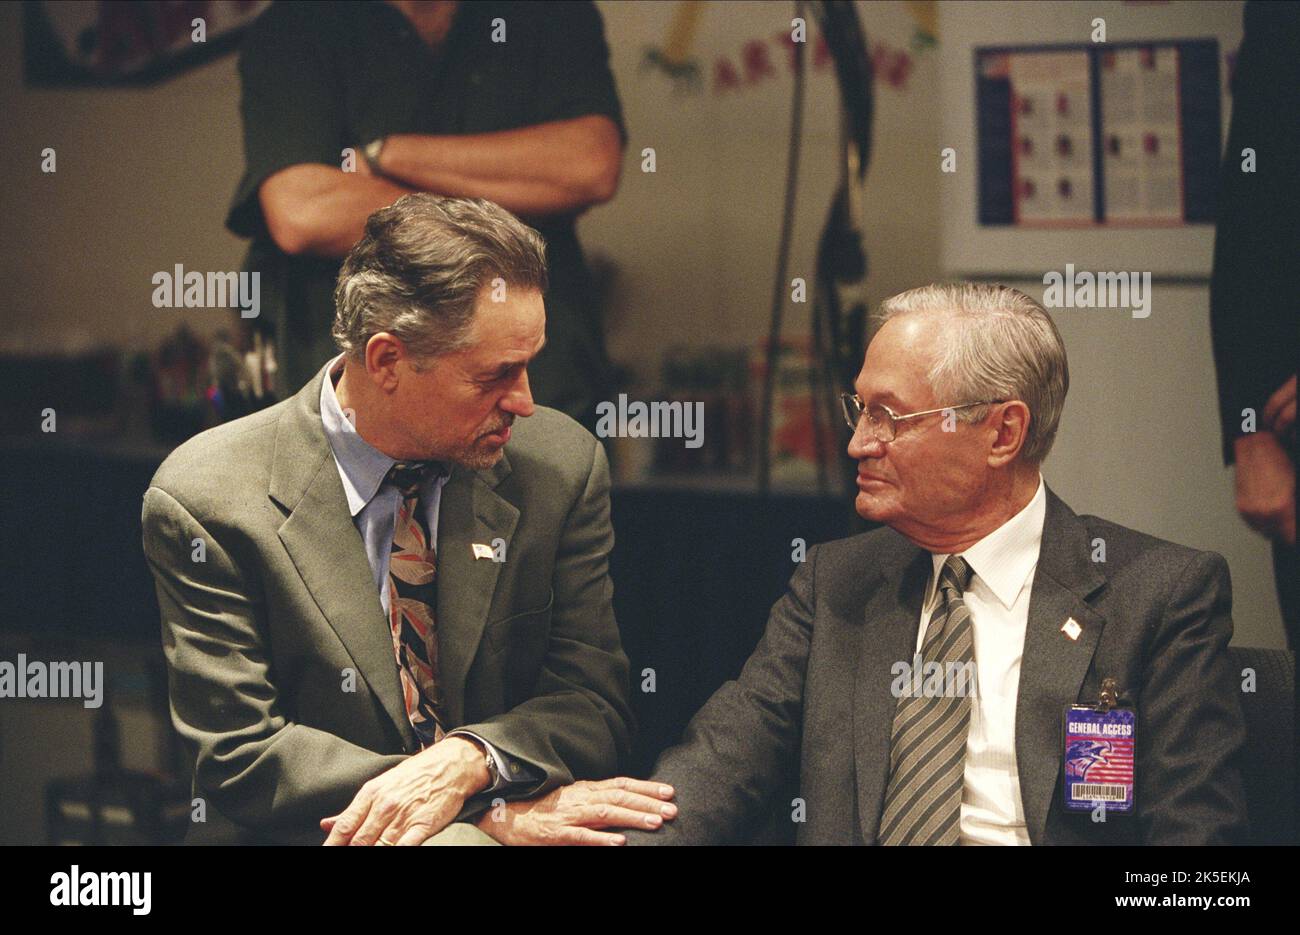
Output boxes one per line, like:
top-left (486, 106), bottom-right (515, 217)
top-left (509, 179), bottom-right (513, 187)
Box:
top-left (1063, 686), bottom-right (1135, 814)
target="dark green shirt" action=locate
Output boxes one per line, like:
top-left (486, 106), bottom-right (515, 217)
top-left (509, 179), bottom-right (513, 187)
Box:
top-left (227, 0), bottom-right (626, 424)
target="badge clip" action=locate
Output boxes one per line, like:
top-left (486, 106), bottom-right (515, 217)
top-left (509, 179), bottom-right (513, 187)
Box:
top-left (1095, 677), bottom-right (1122, 714)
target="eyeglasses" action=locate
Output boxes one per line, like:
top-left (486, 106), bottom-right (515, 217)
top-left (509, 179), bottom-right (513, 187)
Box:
top-left (839, 393), bottom-right (1005, 443)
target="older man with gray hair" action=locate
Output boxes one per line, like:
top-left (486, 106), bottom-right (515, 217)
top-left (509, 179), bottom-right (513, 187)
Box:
top-left (143, 194), bottom-right (675, 845)
top-left (612, 281), bottom-right (1248, 845)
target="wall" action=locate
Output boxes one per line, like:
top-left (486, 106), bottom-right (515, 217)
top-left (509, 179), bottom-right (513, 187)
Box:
top-left (0, 1), bottom-right (249, 356)
top-left (590, 0), bottom-right (943, 374)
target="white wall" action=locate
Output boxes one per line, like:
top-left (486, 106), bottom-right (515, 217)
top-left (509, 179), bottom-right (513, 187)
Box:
top-left (590, 0), bottom-right (943, 370)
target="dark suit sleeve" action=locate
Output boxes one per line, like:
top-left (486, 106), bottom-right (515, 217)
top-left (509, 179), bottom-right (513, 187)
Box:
top-left (1209, 1), bottom-right (1300, 465)
top-left (143, 486), bottom-right (406, 840)
top-left (625, 547), bottom-right (818, 845)
top-left (1137, 550), bottom-right (1249, 844)
top-left (454, 439), bottom-right (633, 794)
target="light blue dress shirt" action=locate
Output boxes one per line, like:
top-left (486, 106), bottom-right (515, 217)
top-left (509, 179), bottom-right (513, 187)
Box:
top-left (319, 356), bottom-right (450, 619)
top-left (319, 354), bottom-right (528, 795)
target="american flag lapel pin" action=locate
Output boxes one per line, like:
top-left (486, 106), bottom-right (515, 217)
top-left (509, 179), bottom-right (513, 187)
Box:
top-left (472, 543), bottom-right (495, 560)
top-left (1061, 617), bottom-right (1082, 641)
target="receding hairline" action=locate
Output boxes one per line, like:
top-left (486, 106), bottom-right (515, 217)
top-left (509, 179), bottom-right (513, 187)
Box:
top-left (452, 284), bottom-right (550, 374)
top-left (865, 282), bottom-right (1069, 465)
top-left (855, 311), bottom-right (952, 394)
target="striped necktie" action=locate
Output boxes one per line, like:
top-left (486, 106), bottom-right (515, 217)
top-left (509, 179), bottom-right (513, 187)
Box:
top-left (384, 460), bottom-right (448, 748)
top-left (878, 554), bottom-right (977, 845)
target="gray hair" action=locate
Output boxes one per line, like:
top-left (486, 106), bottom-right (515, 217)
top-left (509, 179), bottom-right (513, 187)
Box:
top-left (870, 282), bottom-right (1069, 465)
top-left (332, 194), bottom-right (549, 367)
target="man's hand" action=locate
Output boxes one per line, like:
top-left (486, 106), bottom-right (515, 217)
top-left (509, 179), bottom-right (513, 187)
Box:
top-left (1234, 431), bottom-right (1296, 546)
top-left (474, 778), bottom-right (676, 846)
top-left (1264, 374), bottom-right (1296, 441)
top-left (350, 146), bottom-right (375, 179)
top-left (321, 736), bottom-right (489, 845)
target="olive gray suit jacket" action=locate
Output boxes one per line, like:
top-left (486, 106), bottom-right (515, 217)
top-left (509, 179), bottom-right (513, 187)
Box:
top-left (142, 364), bottom-right (632, 844)
top-left (627, 487), bottom-right (1249, 845)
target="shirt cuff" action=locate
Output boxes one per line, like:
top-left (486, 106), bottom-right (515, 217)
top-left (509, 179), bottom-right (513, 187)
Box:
top-left (446, 730), bottom-right (543, 795)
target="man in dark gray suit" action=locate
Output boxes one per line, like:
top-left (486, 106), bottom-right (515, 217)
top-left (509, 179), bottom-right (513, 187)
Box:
top-left (143, 195), bottom-right (673, 845)
top-left (612, 282), bottom-right (1247, 845)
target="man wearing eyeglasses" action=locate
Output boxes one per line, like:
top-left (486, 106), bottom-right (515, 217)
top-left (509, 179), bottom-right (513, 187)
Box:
top-left (604, 282), bottom-right (1247, 845)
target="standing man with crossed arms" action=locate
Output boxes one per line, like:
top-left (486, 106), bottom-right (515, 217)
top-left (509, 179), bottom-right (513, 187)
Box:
top-left (229, 1), bottom-right (626, 431)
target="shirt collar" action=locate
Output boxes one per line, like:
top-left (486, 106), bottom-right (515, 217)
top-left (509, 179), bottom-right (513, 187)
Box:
top-left (924, 473), bottom-right (1047, 612)
top-left (319, 353), bottom-right (403, 517)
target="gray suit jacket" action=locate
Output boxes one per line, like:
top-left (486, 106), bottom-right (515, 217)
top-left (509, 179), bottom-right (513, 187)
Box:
top-left (628, 486), bottom-right (1248, 845)
top-left (142, 364), bottom-right (632, 844)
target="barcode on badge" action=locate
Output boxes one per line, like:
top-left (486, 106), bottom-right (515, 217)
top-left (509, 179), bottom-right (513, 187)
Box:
top-left (1071, 783), bottom-right (1127, 802)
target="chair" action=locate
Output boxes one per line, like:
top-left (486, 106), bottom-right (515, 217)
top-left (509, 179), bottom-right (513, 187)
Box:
top-left (1227, 646), bottom-right (1295, 845)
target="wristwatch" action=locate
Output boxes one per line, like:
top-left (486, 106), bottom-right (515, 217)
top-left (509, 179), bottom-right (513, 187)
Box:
top-left (363, 137), bottom-right (387, 174)
top-left (482, 745), bottom-right (500, 788)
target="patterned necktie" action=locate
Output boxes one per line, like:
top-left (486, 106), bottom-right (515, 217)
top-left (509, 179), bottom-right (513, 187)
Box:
top-left (384, 460), bottom-right (448, 748)
top-left (878, 554), bottom-right (977, 845)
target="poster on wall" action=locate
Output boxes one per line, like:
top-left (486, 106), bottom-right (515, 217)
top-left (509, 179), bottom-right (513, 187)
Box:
top-left (975, 40), bottom-right (1221, 228)
top-left (23, 0), bottom-right (269, 87)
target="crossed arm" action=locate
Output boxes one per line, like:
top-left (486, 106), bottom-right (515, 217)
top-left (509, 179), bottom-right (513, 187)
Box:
top-left (259, 115), bottom-right (623, 258)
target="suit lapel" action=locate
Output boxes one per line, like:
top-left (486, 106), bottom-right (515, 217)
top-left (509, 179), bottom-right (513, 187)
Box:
top-left (1015, 486), bottom-right (1106, 844)
top-left (434, 457), bottom-right (519, 727)
top-left (267, 366), bottom-right (527, 740)
top-left (854, 538), bottom-right (930, 843)
top-left (851, 487), bottom-right (1107, 844)
top-left (269, 366), bottom-right (416, 750)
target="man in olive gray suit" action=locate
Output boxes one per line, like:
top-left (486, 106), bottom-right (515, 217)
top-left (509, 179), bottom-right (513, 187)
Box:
top-left (616, 283), bottom-right (1248, 845)
top-left (143, 196), bottom-right (672, 845)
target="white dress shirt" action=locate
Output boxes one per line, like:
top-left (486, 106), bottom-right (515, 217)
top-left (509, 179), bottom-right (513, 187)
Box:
top-left (916, 474), bottom-right (1046, 846)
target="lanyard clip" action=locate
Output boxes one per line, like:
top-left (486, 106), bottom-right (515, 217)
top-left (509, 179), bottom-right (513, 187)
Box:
top-left (1095, 677), bottom-right (1121, 713)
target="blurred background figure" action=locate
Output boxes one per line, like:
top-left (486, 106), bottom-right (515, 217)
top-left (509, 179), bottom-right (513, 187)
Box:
top-left (227, 0), bottom-right (626, 430)
top-left (1210, 0), bottom-right (1298, 649)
